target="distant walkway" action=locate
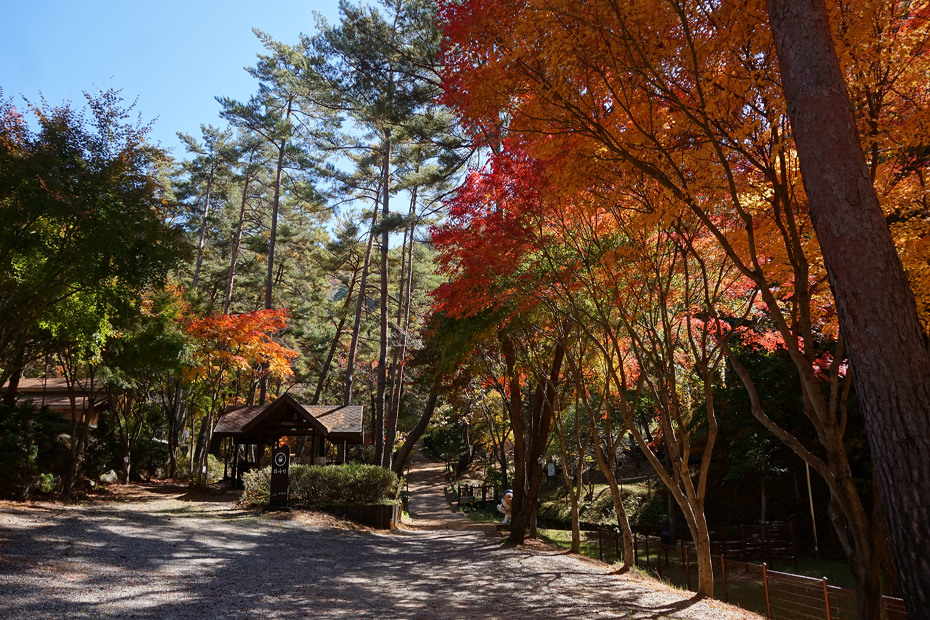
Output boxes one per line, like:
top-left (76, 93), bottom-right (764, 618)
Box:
top-left (403, 454), bottom-right (484, 531)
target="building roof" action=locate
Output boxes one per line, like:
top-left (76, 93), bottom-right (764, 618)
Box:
top-left (214, 393), bottom-right (364, 444)
top-left (15, 377), bottom-right (102, 394)
top-left (3, 377), bottom-right (105, 412)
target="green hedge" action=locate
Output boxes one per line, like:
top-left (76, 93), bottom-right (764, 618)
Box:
top-left (241, 463), bottom-right (400, 507)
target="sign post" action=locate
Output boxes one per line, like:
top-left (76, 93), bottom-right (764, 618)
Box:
top-left (269, 444), bottom-right (290, 511)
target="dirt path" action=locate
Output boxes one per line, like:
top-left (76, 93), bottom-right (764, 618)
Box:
top-left (0, 462), bottom-right (759, 619)
top-left (403, 456), bottom-right (486, 531)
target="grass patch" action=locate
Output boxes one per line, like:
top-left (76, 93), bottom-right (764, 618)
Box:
top-left (537, 528), bottom-right (605, 562)
top-left (769, 557), bottom-right (853, 589)
top-left (459, 501), bottom-right (502, 523)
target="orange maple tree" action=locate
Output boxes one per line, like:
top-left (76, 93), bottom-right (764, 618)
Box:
top-left (182, 308), bottom-right (298, 484)
top-left (437, 0), bottom-right (930, 611)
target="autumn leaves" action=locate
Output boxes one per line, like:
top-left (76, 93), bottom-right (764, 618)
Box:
top-left (431, 0), bottom-right (929, 613)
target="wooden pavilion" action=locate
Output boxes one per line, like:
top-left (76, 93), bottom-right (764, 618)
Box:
top-left (212, 394), bottom-right (364, 483)
top-left (3, 377), bottom-right (105, 426)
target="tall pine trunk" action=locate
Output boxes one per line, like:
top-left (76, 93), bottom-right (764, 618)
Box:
top-left (384, 187), bottom-right (418, 467)
top-left (223, 153), bottom-right (254, 313)
top-left (312, 270), bottom-right (359, 405)
top-left (192, 166), bottom-right (215, 292)
top-left (344, 192), bottom-right (380, 407)
top-left (376, 132), bottom-right (391, 468)
top-left (260, 97), bottom-right (293, 405)
top-left (767, 3), bottom-right (930, 616)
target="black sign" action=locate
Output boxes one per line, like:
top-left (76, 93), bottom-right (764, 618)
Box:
top-left (269, 445), bottom-right (290, 510)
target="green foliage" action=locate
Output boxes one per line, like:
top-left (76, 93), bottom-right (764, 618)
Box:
top-left (628, 489), bottom-right (669, 529)
top-left (0, 401), bottom-right (68, 498)
top-left (37, 473), bottom-right (56, 494)
top-left (423, 417), bottom-right (469, 463)
top-left (241, 463), bottom-right (399, 507)
top-left (0, 89), bottom-right (187, 383)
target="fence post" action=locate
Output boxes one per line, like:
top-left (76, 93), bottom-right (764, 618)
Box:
top-left (615, 528), bottom-right (620, 563)
top-left (598, 528), bottom-right (604, 562)
top-left (763, 563), bottom-right (772, 619)
top-left (823, 577), bottom-right (832, 620)
top-left (685, 545), bottom-right (692, 591)
top-left (764, 521), bottom-right (771, 566)
top-left (721, 553), bottom-right (729, 603)
top-left (645, 533), bottom-right (650, 569)
top-left (634, 534), bottom-right (638, 566)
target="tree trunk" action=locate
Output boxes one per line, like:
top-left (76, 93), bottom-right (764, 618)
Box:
top-left (121, 446), bottom-right (131, 484)
top-left (555, 407), bottom-right (582, 554)
top-left (163, 382), bottom-right (186, 480)
top-left (308, 266), bottom-right (361, 408)
top-left (60, 358), bottom-right (97, 496)
top-left (393, 381), bottom-right (440, 475)
top-left (1, 341), bottom-right (26, 406)
top-left (500, 333), bottom-right (527, 542)
top-left (385, 189), bottom-right (418, 468)
top-left (509, 336), bottom-right (566, 544)
top-left (377, 132), bottom-right (392, 468)
top-left (767, 2), bottom-right (930, 616)
top-left (260, 97), bottom-right (293, 405)
top-left (223, 156), bottom-right (254, 313)
top-left (345, 191), bottom-right (381, 407)
top-left (192, 165), bottom-right (215, 292)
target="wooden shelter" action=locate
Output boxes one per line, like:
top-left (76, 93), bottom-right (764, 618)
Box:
top-left (3, 377), bottom-right (104, 426)
top-left (213, 394), bottom-right (364, 482)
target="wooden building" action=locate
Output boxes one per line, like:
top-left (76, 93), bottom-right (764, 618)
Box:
top-left (3, 377), bottom-right (104, 426)
top-left (213, 394), bottom-right (364, 475)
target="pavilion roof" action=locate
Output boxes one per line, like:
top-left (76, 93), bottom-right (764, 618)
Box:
top-left (213, 393), bottom-right (363, 444)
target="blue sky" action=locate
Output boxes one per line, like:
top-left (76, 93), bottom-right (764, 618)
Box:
top-left (1, 0), bottom-right (342, 157)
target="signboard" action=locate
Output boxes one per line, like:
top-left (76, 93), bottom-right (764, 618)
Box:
top-left (269, 445), bottom-right (290, 510)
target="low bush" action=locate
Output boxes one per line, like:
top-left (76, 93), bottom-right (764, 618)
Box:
top-left (0, 401), bottom-right (68, 498)
top-left (241, 463), bottom-right (400, 507)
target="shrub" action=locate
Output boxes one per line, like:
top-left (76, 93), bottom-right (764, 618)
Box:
top-left (241, 463), bottom-right (400, 508)
top-left (241, 467), bottom-right (271, 506)
top-left (0, 401), bottom-right (68, 498)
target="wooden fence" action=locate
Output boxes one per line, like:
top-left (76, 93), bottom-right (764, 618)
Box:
top-left (591, 528), bottom-right (907, 620)
top-left (450, 481), bottom-right (502, 505)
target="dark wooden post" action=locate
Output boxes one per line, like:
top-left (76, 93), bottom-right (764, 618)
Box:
top-left (763, 563), bottom-right (772, 618)
top-left (598, 528), bottom-right (604, 562)
top-left (685, 545), bottom-right (692, 591)
top-left (823, 577), bottom-right (833, 620)
top-left (721, 553), bottom-right (729, 603)
top-left (231, 440), bottom-right (238, 488)
top-left (764, 521), bottom-right (771, 566)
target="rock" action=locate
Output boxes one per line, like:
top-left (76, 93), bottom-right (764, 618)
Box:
top-left (100, 470), bottom-right (119, 484)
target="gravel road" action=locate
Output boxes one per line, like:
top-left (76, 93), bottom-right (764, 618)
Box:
top-left (0, 461), bottom-right (758, 620)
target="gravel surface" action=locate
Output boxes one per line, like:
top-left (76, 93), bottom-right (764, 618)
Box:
top-left (0, 462), bottom-right (759, 619)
